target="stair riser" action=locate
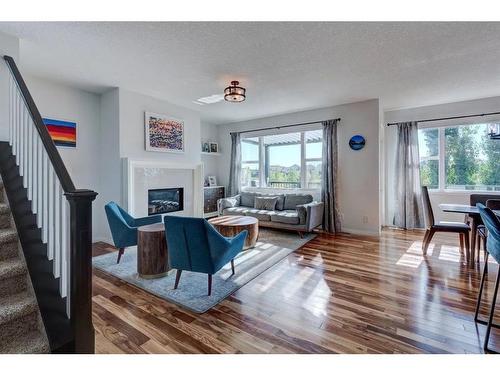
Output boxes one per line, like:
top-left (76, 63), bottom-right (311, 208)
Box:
top-left (0, 241), bottom-right (18, 262)
top-left (0, 274), bottom-right (27, 299)
top-left (0, 311), bottom-right (39, 343)
top-left (0, 212), bottom-right (11, 229)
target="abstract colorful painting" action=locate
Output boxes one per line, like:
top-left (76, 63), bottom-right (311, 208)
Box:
top-left (43, 118), bottom-right (77, 148)
top-left (145, 112), bottom-right (184, 153)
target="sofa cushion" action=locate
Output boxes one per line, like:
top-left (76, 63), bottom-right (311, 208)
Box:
top-left (245, 209), bottom-right (273, 221)
top-left (270, 210), bottom-right (300, 225)
top-left (283, 194), bottom-right (313, 210)
top-left (240, 192), bottom-right (257, 208)
top-left (223, 207), bottom-right (249, 216)
top-left (256, 193), bottom-right (285, 210)
top-left (254, 196), bottom-right (278, 211)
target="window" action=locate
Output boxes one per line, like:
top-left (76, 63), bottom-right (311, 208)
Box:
top-left (240, 129), bottom-right (323, 189)
top-left (418, 123), bottom-right (500, 191)
top-left (241, 137), bottom-right (260, 188)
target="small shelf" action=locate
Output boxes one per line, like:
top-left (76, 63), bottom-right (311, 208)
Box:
top-left (201, 152), bottom-right (221, 156)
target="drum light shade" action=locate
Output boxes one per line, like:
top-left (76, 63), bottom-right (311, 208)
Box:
top-left (224, 81), bottom-right (246, 102)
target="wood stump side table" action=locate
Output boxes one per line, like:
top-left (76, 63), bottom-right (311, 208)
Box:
top-left (137, 223), bottom-right (169, 279)
top-left (208, 215), bottom-right (259, 249)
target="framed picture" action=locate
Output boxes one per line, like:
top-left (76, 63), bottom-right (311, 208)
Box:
top-left (207, 176), bottom-right (217, 187)
top-left (209, 142), bottom-right (218, 153)
top-left (145, 112), bottom-right (184, 153)
top-left (202, 142), bottom-right (210, 153)
top-left (42, 118), bottom-right (77, 148)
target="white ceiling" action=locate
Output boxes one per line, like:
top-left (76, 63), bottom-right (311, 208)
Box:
top-left (2, 22), bottom-right (500, 125)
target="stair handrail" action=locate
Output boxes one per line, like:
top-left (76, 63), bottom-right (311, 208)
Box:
top-left (3, 55), bottom-right (97, 353)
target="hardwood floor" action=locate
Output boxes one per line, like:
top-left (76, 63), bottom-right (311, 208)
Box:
top-left (92, 228), bottom-right (500, 354)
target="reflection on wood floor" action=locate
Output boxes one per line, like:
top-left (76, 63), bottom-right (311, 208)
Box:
top-left (92, 228), bottom-right (500, 353)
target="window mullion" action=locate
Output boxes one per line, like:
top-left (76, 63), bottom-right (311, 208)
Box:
top-left (300, 132), bottom-right (306, 189)
top-left (259, 137), bottom-right (265, 187)
top-left (438, 127), bottom-right (445, 190)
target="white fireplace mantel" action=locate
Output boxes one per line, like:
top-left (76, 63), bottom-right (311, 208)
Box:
top-left (122, 158), bottom-right (204, 218)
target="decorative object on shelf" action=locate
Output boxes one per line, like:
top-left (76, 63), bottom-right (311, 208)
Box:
top-left (209, 142), bottom-right (219, 153)
top-left (349, 134), bottom-right (366, 150)
top-left (43, 118), bottom-right (77, 148)
top-left (145, 112), bottom-right (184, 153)
top-left (207, 175), bottom-right (217, 187)
top-left (488, 123), bottom-right (500, 139)
top-left (224, 80), bottom-right (246, 102)
top-left (202, 142), bottom-right (210, 152)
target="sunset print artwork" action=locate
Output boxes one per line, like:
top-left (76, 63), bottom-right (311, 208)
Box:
top-left (43, 118), bottom-right (77, 148)
top-left (145, 112), bottom-right (184, 153)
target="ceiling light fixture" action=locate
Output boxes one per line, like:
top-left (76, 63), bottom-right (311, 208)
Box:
top-left (224, 81), bottom-right (246, 103)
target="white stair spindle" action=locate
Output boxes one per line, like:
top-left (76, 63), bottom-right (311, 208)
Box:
top-left (42, 152), bottom-right (49, 243)
top-left (47, 167), bottom-right (55, 260)
top-left (27, 119), bottom-right (33, 200)
top-left (32, 134), bottom-right (38, 215)
top-left (9, 76), bottom-right (13, 145)
top-left (53, 182), bottom-right (61, 278)
top-left (37, 138), bottom-right (43, 227)
top-left (15, 92), bottom-right (20, 163)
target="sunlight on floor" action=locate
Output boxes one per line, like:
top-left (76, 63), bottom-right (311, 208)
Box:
top-left (438, 245), bottom-right (461, 263)
top-left (396, 241), bottom-right (434, 268)
top-left (303, 278), bottom-right (331, 318)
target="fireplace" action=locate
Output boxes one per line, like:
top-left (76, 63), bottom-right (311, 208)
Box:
top-left (148, 187), bottom-right (184, 215)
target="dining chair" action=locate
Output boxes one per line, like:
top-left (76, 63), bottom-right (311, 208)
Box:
top-left (421, 186), bottom-right (471, 260)
top-left (477, 199), bottom-right (500, 261)
top-left (467, 194), bottom-right (500, 262)
top-left (474, 203), bottom-right (500, 352)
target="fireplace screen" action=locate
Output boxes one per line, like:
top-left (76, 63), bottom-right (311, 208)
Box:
top-left (148, 187), bottom-right (184, 215)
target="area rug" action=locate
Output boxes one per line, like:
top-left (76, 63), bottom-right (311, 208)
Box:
top-left (92, 228), bottom-right (315, 313)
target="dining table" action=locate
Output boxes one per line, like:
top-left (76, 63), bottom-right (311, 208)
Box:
top-left (439, 204), bottom-right (500, 264)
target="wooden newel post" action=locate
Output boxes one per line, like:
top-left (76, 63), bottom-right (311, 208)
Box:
top-left (65, 189), bottom-right (98, 354)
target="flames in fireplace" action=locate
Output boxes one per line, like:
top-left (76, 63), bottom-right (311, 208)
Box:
top-left (148, 187), bottom-right (184, 215)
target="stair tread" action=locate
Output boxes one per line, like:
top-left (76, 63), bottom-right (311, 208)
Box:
top-left (0, 202), bottom-right (9, 214)
top-left (0, 228), bottom-right (17, 244)
top-left (0, 291), bottom-right (37, 326)
top-left (0, 258), bottom-right (26, 280)
top-left (0, 329), bottom-right (49, 354)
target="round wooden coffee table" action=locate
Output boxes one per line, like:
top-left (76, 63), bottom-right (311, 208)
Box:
top-left (208, 215), bottom-right (259, 249)
top-left (137, 223), bottom-right (169, 279)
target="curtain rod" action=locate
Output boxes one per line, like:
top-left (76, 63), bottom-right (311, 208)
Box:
top-left (230, 118), bottom-right (341, 136)
top-left (386, 111), bottom-right (500, 126)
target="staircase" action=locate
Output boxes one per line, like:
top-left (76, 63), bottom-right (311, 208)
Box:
top-left (0, 177), bottom-right (49, 353)
top-left (0, 55), bottom-right (98, 353)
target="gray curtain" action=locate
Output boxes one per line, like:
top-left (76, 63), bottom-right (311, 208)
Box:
top-left (321, 119), bottom-right (341, 233)
top-left (393, 121), bottom-right (424, 229)
top-left (228, 132), bottom-right (241, 197)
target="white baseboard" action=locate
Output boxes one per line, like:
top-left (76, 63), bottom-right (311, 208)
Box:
top-left (341, 227), bottom-right (381, 236)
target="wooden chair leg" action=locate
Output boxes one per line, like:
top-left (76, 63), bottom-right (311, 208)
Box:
top-left (297, 231), bottom-right (304, 238)
top-left (231, 259), bottom-right (235, 275)
top-left (463, 232), bottom-right (471, 265)
top-left (422, 229), bottom-right (435, 255)
top-left (422, 229), bottom-right (430, 251)
top-left (174, 270), bottom-right (182, 289)
top-left (208, 274), bottom-right (212, 296)
top-left (459, 233), bottom-right (464, 254)
top-left (116, 248), bottom-right (125, 264)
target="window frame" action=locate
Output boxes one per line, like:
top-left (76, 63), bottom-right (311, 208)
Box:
top-left (418, 123), bottom-right (500, 193)
top-left (240, 129), bottom-right (323, 191)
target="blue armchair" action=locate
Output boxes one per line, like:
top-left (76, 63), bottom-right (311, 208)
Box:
top-left (164, 216), bottom-right (247, 296)
top-left (475, 203), bottom-right (500, 352)
top-left (104, 201), bottom-right (162, 263)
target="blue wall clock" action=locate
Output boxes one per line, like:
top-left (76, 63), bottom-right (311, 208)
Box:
top-left (349, 135), bottom-right (366, 150)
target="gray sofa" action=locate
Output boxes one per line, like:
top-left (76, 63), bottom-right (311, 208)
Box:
top-left (218, 191), bottom-right (324, 234)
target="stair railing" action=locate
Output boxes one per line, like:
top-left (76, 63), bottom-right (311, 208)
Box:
top-left (4, 55), bottom-right (97, 353)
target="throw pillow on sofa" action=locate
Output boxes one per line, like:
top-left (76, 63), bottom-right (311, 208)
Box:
top-left (254, 196), bottom-right (278, 211)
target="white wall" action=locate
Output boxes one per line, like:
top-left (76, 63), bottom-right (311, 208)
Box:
top-left (118, 88), bottom-right (201, 164)
top-left (0, 31), bottom-right (20, 141)
top-left (384, 96), bottom-right (500, 225)
top-left (24, 74), bottom-right (104, 238)
top-left (216, 99), bottom-right (381, 235)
